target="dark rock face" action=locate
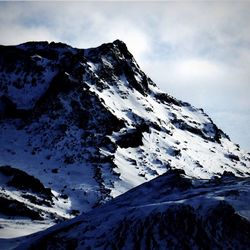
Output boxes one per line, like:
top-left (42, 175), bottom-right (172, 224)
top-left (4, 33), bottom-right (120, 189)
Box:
top-left (155, 92), bottom-right (181, 106)
top-left (0, 166), bottom-right (53, 199)
top-left (0, 95), bottom-right (17, 118)
top-left (205, 202), bottom-right (250, 248)
top-left (226, 153), bottom-right (240, 161)
top-left (0, 196), bottom-right (43, 220)
top-left (108, 202), bottom-right (250, 250)
top-left (117, 123), bottom-right (150, 148)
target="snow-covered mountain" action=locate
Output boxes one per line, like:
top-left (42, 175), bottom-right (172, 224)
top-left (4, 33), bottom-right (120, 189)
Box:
top-left (6, 170), bottom-right (250, 249)
top-left (0, 40), bottom-right (249, 240)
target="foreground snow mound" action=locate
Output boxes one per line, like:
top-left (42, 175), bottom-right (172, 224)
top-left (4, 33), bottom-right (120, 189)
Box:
top-left (0, 40), bottom-right (249, 237)
top-left (6, 170), bottom-right (250, 249)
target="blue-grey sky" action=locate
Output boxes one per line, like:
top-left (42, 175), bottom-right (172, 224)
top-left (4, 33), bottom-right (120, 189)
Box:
top-left (0, 1), bottom-right (250, 151)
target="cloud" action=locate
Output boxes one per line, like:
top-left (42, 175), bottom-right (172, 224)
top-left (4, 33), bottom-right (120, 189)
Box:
top-left (0, 2), bottom-right (152, 59)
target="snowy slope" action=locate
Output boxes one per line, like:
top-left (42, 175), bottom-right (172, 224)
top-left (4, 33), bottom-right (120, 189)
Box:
top-left (0, 40), bottom-right (249, 238)
top-left (4, 170), bottom-right (250, 249)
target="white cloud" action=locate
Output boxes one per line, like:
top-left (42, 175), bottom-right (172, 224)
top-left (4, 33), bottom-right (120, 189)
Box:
top-left (174, 59), bottom-right (223, 80)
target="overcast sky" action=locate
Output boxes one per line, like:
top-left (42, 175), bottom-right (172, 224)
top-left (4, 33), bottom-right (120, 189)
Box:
top-left (0, 1), bottom-right (249, 151)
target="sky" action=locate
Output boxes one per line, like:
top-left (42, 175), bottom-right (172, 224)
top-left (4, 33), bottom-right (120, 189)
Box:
top-left (0, 1), bottom-right (249, 151)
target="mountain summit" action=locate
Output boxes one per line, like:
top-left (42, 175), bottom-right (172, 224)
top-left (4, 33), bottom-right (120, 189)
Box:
top-left (0, 40), bottom-right (249, 242)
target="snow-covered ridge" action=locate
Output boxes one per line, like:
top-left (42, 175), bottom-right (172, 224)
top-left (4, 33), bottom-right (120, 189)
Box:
top-left (0, 40), bottom-right (249, 238)
top-left (6, 170), bottom-right (250, 249)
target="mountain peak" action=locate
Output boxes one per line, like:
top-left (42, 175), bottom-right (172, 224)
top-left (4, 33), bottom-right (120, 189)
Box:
top-left (112, 39), bottom-right (126, 46)
top-left (112, 39), bottom-right (129, 52)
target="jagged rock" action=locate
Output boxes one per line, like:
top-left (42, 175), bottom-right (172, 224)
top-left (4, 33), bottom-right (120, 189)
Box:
top-left (117, 123), bottom-right (150, 148)
top-left (0, 166), bottom-right (53, 199)
top-left (0, 196), bottom-right (43, 220)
